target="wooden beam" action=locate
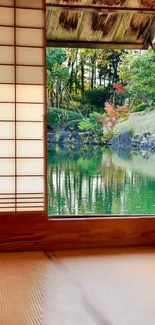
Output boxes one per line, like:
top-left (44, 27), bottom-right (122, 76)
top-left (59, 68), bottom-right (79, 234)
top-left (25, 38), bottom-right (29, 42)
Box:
top-left (47, 40), bottom-right (149, 50)
top-left (1, 216), bottom-right (155, 252)
top-left (46, 4), bottom-right (155, 15)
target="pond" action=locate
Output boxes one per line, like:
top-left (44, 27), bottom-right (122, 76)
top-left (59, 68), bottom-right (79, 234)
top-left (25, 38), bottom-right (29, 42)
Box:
top-left (48, 145), bottom-right (155, 216)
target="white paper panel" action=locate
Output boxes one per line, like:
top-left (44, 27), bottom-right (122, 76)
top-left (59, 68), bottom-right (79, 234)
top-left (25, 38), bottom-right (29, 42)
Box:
top-left (16, 0), bottom-right (43, 8)
top-left (17, 140), bottom-right (43, 157)
top-left (16, 28), bottom-right (43, 46)
top-left (0, 141), bottom-right (15, 157)
top-left (0, 177), bottom-right (15, 193)
top-left (0, 198), bottom-right (15, 202)
top-left (17, 122), bottom-right (43, 139)
top-left (0, 85), bottom-right (15, 102)
top-left (17, 202), bottom-right (43, 207)
top-left (16, 85), bottom-right (44, 103)
top-left (17, 176), bottom-right (44, 193)
top-left (0, 46), bottom-right (14, 64)
top-left (17, 207), bottom-right (43, 211)
top-left (0, 27), bottom-right (14, 45)
top-left (0, 122), bottom-right (14, 139)
top-left (0, 194), bottom-right (14, 199)
top-left (17, 158), bottom-right (43, 175)
top-left (0, 159), bottom-right (15, 175)
top-left (0, 65), bottom-right (14, 83)
top-left (0, 205), bottom-right (15, 212)
top-left (17, 66), bottom-right (44, 84)
top-left (0, 202), bottom-right (15, 206)
top-left (0, 103), bottom-right (15, 120)
top-left (16, 104), bottom-right (43, 121)
top-left (16, 9), bottom-right (44, 28)
top-left (0, 0), bottom-right (45, 212)
top-left (17, 198), bottom-right (43, 202)
top-left (0, 7), bottom-right (14, 25)
top-left (16, 193), bottom-right (43, 198)
top-left (16, 47), bottom-right (43, 66)
top-left (0, 0), bottom-right (13, 6)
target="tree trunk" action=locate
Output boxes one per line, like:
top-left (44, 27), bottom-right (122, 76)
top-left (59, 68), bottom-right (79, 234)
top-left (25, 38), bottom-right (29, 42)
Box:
top-left (56, 79), bottom-right (61, 108)
top-left (81, 60), bottom-right (85, 102)
top-left (91, 65), bottom-right (95, 90)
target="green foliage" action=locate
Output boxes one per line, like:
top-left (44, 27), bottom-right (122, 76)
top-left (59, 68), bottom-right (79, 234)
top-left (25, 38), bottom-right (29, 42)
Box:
top-left (78, 116), bottom-right (103, 136)
top-left (128, 128), bottom-right (134, 138)
top-left (86, 88), bottom-right (110, 110)
top-left (64, 120), bottom-right (81, 131)
top-left (69, 101), bottom-right (82, 112)
top-left (47, 108), bottom-right (84, 130)
top-left (101, 133), bottom-right (113, 142)
top-left (79, 119), bottom-right (93, 132)
top-left (47, 108), bottom-right (67, 128)
top-left (80, 103), bottom-right (97, 116)
top-left (131, 103), bottom-right (147, 113)
top-left (89, 112), bottom-right (102, 122)
top-left (46, 48), bottom-right (69, 83)
top-left (119, 49), bottom-right (155, 105)
top-left (149, 104), bottom-right (155, 111)
top-left (67, 111), bottom-right (84, 122)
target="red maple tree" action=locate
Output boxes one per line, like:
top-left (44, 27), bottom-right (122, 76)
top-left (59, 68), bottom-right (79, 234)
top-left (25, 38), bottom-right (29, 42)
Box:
top-left (97, 83), bottom-right (129, 132)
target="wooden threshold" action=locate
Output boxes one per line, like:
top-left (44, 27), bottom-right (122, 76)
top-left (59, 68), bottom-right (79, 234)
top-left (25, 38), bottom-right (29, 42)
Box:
top-left (0, 215), bottom-right (155, 252)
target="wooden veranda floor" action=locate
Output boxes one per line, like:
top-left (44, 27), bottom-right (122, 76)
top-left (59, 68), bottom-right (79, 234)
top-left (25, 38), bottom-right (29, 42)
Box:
top-left (0, 248), bottom-right (155, 325)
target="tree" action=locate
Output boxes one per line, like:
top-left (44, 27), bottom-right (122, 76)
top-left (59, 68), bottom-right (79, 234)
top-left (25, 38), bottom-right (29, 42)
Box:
top-left (119, 49), bottom-right (155, 107)
top-left (97, 84), bottom-right (129, 133)
top-left (86, 88), bottom-right (110, 112)
top-left (46, 48), bottom-right (69, 107)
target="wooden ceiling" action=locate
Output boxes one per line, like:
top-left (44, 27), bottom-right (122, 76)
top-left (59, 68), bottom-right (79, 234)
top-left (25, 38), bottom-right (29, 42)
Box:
top-left (46, 0), bottom-right (155, 49)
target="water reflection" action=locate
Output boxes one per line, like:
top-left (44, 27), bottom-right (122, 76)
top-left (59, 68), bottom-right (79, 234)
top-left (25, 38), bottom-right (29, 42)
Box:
top-left (48, 145), bottom-right (155, 215)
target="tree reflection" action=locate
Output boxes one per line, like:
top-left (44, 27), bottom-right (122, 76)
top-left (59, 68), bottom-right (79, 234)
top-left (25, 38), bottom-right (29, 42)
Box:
top-left (48, 146), bottom-right (155, 215)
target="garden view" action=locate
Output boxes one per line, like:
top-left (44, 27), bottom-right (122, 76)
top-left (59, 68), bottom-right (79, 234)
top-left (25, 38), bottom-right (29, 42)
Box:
top-left (47, 47), bottom-right (155, 215)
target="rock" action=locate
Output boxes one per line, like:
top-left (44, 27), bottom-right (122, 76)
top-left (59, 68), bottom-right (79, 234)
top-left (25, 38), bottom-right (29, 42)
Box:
top-left (119, 131), bottom-right (132, 147)
top-left (109, 135), bottom-right (119, 146)
top-left (59, 131), bottom-right (69, 143)
top-left (72, 131), bottom-right (80, 140)
top-left (108, 131), bottom-right (132, 150)
top-left (80, 132), bottom-right (92, 138)
top-left (48, 133), bottom-right (56, 143)
top-left (91, 138), bottom-right (98, 145)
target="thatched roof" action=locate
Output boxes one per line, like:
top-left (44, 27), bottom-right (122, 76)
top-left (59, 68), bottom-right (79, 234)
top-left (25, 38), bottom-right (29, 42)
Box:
top-left (46, 0), bottom-right (155, 49)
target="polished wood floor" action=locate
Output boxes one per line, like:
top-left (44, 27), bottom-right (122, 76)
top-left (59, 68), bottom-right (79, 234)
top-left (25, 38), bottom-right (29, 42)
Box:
top-left (1, 248), bottom-right (155, 324)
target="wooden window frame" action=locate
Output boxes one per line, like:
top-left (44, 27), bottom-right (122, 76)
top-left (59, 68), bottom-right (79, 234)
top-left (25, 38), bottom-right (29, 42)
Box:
top-left (0, 1), bottom-right (155, 252)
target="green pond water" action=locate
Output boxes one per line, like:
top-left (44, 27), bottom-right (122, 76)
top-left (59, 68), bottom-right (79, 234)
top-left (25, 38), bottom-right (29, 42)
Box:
top-left (48, 146), bottom-right (155, 216)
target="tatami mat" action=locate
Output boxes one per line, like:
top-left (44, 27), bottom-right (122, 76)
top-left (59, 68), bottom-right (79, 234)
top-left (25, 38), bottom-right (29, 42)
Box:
top-left (0, 252), bottom-right (48, 325)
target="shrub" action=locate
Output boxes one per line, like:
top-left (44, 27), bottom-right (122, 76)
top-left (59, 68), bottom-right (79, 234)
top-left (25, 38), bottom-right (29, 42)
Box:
top-left (86, 88), bottom-right (110, 111)
top-left (67, 111), bottom-right (84, 121)
top-left (78, 118), bottom-right (103, 136)
top-left (128, 128), bottom-right (134, 138)
top-left (89, 112), bottom-right (102, 122)
top-left (69, 100), bottom-right (82, 111)
top-left (47, 108), bottom-right (67, 128)
top-left (131, 103), bottom-right (147, 113)
top-left (47, 108), bottom-right (84, 130)
top-left (149, 104), bottom-right (155, 111)
top-left (79, 119), bottom-right (93, 132)
top-left (80, 103), bottom-right (97, 116)
top-left (64, 120), bottom-right (81, 131)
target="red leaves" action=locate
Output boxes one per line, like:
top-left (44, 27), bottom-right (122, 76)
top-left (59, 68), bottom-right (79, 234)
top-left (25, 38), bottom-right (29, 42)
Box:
top-left (98, 101), bottom-right (129, 132)
top-left (113, 83), bottom-right (126, 94)
top-left (97, 83), bottom-right (128, 132)
top-left (117, 105), bottom-right (129, 112)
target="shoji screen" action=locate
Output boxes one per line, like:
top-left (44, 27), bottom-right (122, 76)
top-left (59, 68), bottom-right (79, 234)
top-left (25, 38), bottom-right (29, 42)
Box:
top-left (0, 0), bottom-right (46, 213)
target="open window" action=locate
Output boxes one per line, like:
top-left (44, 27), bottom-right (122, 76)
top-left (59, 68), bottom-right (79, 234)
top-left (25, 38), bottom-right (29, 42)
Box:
top-left (0, 0), bottom-right (155, 251)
